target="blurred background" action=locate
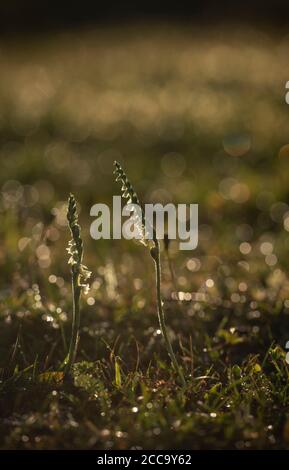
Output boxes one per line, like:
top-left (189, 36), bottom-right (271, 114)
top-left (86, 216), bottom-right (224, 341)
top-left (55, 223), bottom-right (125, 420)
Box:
top-left (1, 0), bottom-right (289, 33)
top-left (1, 0), bottom-right (289, 365)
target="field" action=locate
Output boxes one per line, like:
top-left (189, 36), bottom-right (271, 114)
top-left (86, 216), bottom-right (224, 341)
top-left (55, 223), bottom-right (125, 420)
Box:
top-left (1, 24), bottom-right (289, 450)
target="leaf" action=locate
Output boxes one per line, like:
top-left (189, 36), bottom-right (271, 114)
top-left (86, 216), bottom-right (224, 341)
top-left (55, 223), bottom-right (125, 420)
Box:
top-left (218, 329), bottom-right (244, 345)
top-left (232, 364), bottom-right (242, 378)
top-left (38, 371), bottom-right (64, 384)
top-left (115, 358), bottom-right (122, 388)
top-left (253, 363), bottom-right (262, 374)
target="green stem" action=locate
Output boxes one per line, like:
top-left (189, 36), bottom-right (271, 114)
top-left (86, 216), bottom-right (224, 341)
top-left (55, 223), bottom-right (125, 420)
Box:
top-left (65, 271), bottom-right (81, 375)
top-left (153, 240), bottom-right (186, 387)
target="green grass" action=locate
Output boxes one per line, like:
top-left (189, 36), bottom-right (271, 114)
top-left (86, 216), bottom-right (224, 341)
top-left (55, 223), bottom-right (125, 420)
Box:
top-left (0, 24), bottom-right (289, 449)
